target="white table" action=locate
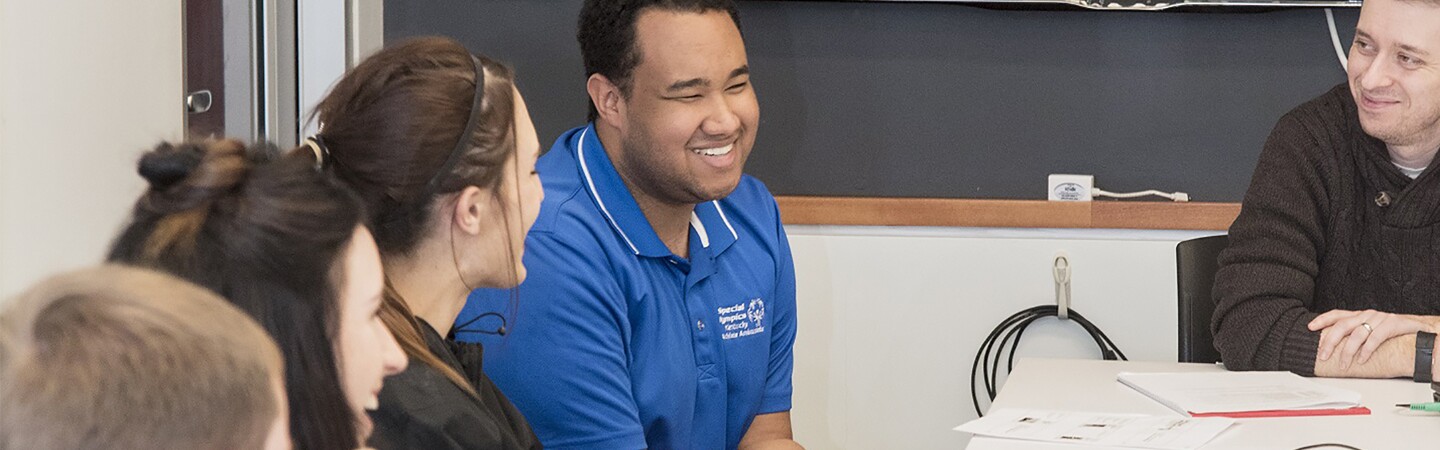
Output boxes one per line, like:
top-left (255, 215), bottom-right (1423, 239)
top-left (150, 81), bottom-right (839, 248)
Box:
top-left (966, 358), bottom-right (1440, 450)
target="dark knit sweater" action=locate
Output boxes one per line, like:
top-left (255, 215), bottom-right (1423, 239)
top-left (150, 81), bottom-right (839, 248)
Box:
top-left (1212, 83), bottom-right (1440, 376)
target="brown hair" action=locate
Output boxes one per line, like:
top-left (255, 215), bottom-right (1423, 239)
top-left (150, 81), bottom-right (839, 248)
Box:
top-left (0, 265), bottom-right (283, 450)
top-left (313, 36), bottom-right (519, 396)
top-left (108, 139), bottom-right (367, 450)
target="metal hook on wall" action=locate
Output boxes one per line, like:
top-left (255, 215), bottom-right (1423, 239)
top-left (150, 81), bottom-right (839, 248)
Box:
top-left (1053, 253), bottom-right (1072, 320)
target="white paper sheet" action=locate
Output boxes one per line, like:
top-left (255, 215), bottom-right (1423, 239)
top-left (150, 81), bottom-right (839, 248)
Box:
top-left (955, 409), bottom-right (1235, 450)
top-left (1116, 371), bottom-right (1362, 415)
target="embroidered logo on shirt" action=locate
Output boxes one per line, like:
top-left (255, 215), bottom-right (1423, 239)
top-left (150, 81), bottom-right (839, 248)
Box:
top-left (718, 298), bottom-right (765, 340)
top-left (747, 298), bottom-right (765, 326)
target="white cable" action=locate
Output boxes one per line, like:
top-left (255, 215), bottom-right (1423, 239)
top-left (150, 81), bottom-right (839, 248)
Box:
top-left (1092, 188), bottom-right (1190, 202)
top-left (1325, 9), bottom-right (1349, 71)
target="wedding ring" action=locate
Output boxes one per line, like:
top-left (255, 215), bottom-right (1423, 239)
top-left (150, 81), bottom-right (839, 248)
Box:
top-left (1361, 322), bottom-right (1374, 333)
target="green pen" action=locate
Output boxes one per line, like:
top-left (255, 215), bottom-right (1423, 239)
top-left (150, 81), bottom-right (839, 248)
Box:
top-left (1395, 402), bottom-right (1440, 412)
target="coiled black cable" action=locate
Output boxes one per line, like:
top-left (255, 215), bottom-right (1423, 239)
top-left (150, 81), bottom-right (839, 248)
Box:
top-left (971, 305), bottom-right (1128, 417)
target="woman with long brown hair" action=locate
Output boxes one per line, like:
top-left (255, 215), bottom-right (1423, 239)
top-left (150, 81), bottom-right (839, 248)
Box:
top-left (108, 139), bottom-right (408, 450)
top-left (309, 37), bottom-right (543, 449)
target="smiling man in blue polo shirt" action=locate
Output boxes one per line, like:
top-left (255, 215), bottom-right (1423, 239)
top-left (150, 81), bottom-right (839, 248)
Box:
top-left (456, 1), bottom-right (801, 449)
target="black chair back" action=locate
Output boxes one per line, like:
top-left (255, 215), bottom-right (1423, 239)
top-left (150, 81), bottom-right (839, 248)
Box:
top-left (1176, 234), bottom-right (1228, 364)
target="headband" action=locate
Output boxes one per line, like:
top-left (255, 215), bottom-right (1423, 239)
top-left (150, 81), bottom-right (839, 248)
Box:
top-left (418, 54), bottom-right (487, 201)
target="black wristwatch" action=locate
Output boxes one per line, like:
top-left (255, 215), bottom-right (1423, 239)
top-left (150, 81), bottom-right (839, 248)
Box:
top-left (1415, 331), bottom-right (1436, 383)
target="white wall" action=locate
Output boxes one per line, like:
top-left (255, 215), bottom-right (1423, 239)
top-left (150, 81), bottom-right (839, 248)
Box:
top-left (299, 0), bottom-right (346, 137)
top-left (349, 0), bottom-right (385, 64)
top-left (787, 226), bottom-right (1220, 449)
top-left (0, 1), bottom-right (184, 299)
top-left (295, 0), bottom-right (378, 138)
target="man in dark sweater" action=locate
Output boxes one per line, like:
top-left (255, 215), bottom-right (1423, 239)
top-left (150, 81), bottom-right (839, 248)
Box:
top-left (1213, 0), bottom-right (1440, 379)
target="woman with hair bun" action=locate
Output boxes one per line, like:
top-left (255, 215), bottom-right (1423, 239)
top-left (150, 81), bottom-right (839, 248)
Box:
top-left (108, 138), bottom-right (408, 450)
top-left (309, 36), bottom-right (543, 449)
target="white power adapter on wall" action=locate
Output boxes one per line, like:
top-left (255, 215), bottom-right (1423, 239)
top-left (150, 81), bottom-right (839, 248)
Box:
top-left (1048, 174), bottom-right (1095, 201)
top-left (1048, 174), bottom-right (1190, 202)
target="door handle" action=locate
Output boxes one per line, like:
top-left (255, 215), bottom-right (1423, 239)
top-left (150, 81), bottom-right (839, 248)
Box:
top-left (185, 89), bottom-right (213, 113)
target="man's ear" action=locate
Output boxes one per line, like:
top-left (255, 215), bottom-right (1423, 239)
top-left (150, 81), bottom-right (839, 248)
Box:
top-left (451, 186), bottom-right (487, 236)
top-left (587, 73), bottom-right (625, 128)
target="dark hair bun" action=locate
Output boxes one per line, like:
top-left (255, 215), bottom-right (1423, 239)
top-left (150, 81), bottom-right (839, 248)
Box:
top-left (134, 139), bottom-right (251, 214)
top-left (138, 142), bottom-right (206, 192)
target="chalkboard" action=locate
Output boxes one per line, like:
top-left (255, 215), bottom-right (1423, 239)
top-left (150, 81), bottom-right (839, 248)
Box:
top-left (385, 0), bottom-right (1359, 202)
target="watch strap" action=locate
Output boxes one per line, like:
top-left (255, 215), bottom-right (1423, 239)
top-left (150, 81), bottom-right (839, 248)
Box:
top-left (1415, 331), bottom-right (1435, 383)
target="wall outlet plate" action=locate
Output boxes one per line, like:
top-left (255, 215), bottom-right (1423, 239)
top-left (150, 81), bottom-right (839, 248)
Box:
top-left (1048, 174), bottom-right (1094, 201)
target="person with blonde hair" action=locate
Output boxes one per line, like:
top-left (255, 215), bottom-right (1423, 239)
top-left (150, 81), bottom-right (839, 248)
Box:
top-left (0, 265), bottom-right (291, 450)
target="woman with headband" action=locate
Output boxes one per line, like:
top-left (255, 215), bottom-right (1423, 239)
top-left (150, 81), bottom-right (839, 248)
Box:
top-left (309, 37), bottom-right (543, 449)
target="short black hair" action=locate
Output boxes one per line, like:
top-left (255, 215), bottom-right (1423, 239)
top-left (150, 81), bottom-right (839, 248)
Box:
top-left (578, 0), bottom-right (742, 122)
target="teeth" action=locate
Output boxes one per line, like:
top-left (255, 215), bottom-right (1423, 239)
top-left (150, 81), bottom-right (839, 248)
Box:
top-left (691, 144), bottom-right (733, 157)
top-left (364, 395), bottom-right (379, 411)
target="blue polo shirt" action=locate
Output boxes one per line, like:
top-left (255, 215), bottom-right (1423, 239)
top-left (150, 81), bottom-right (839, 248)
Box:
top-left (457, 124), bottom-right (797, 450)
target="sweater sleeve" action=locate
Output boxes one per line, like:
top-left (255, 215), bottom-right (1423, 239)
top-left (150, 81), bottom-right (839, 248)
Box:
top-left (1211, 110), bottom-right (1333, 375)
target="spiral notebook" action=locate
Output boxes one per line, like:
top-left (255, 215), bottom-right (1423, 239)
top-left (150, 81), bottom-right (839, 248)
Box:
top-left (1117, 371), bottom-right (1371, 418)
